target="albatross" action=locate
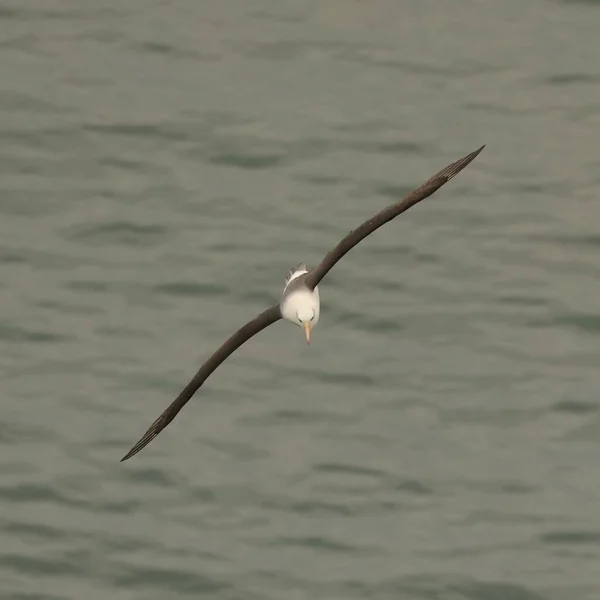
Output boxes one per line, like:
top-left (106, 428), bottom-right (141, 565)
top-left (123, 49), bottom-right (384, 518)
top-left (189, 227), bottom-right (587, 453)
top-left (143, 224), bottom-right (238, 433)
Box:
top-left (121, 145), bottom-right (484, 461)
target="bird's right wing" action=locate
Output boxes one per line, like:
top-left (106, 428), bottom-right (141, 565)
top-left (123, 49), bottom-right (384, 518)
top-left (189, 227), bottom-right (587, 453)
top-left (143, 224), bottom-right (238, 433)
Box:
top-left (121, 304), bottom-right (282, 462)
top-left (305, 145), bottom-right (484, 290)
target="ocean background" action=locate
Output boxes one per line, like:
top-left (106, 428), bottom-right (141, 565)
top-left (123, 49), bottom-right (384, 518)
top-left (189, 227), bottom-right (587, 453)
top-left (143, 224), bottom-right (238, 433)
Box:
top-left (2, 1), bottom-right (600, 599)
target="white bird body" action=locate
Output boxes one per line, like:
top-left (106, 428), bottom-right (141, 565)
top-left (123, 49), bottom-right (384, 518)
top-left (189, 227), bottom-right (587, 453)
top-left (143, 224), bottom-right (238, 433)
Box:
top-left (280, 263), bottom-right (320, 341)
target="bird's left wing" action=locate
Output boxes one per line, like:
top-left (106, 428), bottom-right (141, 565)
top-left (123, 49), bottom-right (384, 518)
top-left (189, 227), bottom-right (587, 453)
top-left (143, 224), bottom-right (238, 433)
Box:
top-left (305, 145), bottom-right (484, 290)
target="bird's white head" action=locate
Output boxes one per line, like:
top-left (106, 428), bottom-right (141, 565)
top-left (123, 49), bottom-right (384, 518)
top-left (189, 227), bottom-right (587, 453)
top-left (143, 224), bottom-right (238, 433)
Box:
top-left (280, 265), bottom-right (320, 345)
top-left (284, 292), bottom-right (320, 344)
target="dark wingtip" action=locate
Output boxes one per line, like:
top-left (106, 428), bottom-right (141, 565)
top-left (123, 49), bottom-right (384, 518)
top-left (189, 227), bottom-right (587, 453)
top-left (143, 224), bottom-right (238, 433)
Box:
top-left (120, 448), bottom-right (137, 462)
top-left (470, 144), bottom-right (486, 161)
top-left (461, 143), bottom-right (486, 165)
top-left (120, 420), bottom-right (162, 462)
top-left (441, 144), bottom-right (486, 182)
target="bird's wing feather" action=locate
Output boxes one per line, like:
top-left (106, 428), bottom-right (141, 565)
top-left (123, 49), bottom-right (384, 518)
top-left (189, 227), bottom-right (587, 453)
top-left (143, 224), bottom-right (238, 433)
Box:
top-left (121, 304), bottom-right (282, 461)
top-left (285, 262), bottom-right (307, 286)
top-left (304, 145), bottom-right (484, 290)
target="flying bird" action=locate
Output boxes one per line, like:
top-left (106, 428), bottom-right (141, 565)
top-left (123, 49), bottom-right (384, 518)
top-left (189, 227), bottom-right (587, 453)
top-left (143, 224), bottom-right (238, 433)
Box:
top-left (121, 145), bottom-right (484, 461)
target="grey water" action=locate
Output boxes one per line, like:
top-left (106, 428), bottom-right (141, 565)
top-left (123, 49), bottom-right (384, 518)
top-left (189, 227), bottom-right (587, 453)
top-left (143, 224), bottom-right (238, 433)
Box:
top-left (2, 1), bottom-right (600, 599)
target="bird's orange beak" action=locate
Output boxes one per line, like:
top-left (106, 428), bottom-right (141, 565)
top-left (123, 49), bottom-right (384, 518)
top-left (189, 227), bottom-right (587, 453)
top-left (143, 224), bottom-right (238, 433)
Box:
top-left (303, 321), bottom-right (311, 345)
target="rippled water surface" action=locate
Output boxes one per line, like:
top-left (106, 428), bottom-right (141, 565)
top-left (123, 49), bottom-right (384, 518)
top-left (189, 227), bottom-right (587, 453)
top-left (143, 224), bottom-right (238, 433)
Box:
top-left (2, 1), bottom-right (600, 599)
